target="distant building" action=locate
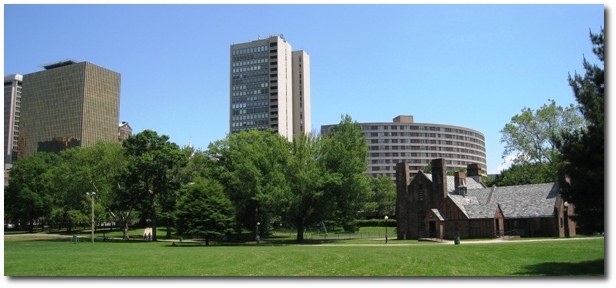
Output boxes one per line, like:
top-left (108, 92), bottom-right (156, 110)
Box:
top-left (395, 159), bottom-right (576, 240)
top-left (4, 74), bottom-right (23, 165)
top-left (4, 74), bottom-right (23, 186)
top-left (321, 115), bottom-right (487, 179)
top-left (18, 60), bottom-right (121, 158)
top-left (118, 121), bottom-right (132, 141)
top-left (230, 35), bottom-right (311, 140)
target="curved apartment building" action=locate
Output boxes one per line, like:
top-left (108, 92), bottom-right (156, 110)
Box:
top-left (321, 115), bottom-right (487, 178)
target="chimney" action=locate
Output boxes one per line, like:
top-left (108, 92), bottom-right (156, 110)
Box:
top-left (467, 163), bottom-right (480, 177)
top-left (454, 171), bottom-right (466, 195)
top-left (431, 158), bottom-right (447, 199)
top-left (466, 163), bottom-right (483, 185)
top-left (396, 162), bottom-right (411, 195)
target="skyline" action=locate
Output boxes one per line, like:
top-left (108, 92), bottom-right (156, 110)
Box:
top-left (2, 4), bottom-right (605, 174)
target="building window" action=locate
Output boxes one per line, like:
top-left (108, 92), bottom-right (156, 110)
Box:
top-left (419, 185), bottom-right (424, 201)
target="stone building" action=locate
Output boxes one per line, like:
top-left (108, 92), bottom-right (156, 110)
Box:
top-left (395, 158), bottom-right (575, 240)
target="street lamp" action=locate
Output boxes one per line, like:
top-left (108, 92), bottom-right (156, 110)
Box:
top-left (384, 216), bottom-right (389, 244)
top-left (86, 192), bottom-right (96, 243)
top-left (256, 222), bottom-right (261, 244)
top-left (564, 201), bottom-right (570, 238)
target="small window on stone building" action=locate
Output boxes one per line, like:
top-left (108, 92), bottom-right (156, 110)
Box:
top-left (419, 185), bottom-right (424, 201)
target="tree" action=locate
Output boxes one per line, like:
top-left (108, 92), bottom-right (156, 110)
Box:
top-left (422, 162), bottom-right (432, 173)
top-left (365, 176), bottom-right (396, 217)
top-left (500, 99), bottom-right (585, 166)
top-left (122, 130), bottom-right (187, 241)
top-left (4, 152), bottom-right (61, 232)
top-left (556, 28), bottom-right (604, 234)
top-left (320, 115), bottom-right (371, 232)
top-left (177, 146), bottom-right (213, 185)
top-left (51, 142), bottom-right (126, 233)
top-left (175, 178), bottom-right (235, 245)
top-left (283, 132), bottom-right (327, 241)
top-left (484, 162), bottom-right (558, 187)
top-left (207, 129), bottom-right (290, 239)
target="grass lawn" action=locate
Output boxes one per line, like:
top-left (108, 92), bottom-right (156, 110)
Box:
top-left (4, 233), bottom-right (604, 276)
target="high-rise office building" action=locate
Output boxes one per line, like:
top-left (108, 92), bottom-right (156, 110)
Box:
top-left (4, 74), bottom-right (23, 165)
top-left (229, 35), bottom-right (310, 140)
top-left (4, 74), bottom-right (23, 186)
top-left (18, 60), bottom-right (121, 158)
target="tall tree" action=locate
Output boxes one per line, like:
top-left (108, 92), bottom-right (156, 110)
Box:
top-left (4, 152), bottom-right (60, 232)
top-left (207, 129), bottom-right (289, 239)
top-left (320, 115), bottom-right (371, 231)
top-left (52, 142), bottom-right (126, 232)
top-left (500, 99), bottom-right (584, 166)
top-left (283, 133), bottom-right (327, 241)
top-left (365, 176), bottom-right (396, 217)
top-left (556, 28), bottom-right (604, 234)
top-left (175, 178), bottom-right (235, 246)
top-left (122, 130), bottom-right (187, 241)
top-left (484, 162), bottom-right (558, 187)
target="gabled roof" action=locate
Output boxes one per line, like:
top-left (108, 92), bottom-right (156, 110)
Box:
top-left (421, 173), bottom-right (486, 192)
top-left (448, 183), bottom-right (559, 219)
top-left (119, 122), bottom-right (132, 130)
top-left (430, 208), bottom-right (447, 221)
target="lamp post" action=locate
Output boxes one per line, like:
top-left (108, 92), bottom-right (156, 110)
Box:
top-left (564, 201), bottom-right (570, 238)
top-left (86, 192), bottom-right (96, 243)
top-left (254, 207), bottom-right (259, 241)
top-left (256, 222), bottom-right (260, 244)
top-left (384, 216), bottom-right (389, 244)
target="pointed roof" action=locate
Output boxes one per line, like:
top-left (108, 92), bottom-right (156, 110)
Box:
top-left (447, 182), bottom-right (560, 219)
top-left (421, 173), bottom-right (486, 192)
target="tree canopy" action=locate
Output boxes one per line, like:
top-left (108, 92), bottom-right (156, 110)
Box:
top-left (175, 178), bottom-right (235, 245)
top-left (121, 130), bottom-right (187, 241)
top-left (500, 99), bottom-right (584, 166)
top-left (556, 28), bottom-right (604, 234)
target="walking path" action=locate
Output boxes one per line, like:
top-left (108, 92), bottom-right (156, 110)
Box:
top-left (4, 232), bottom-right (603, 246)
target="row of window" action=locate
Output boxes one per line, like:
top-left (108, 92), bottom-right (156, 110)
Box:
top-left (231, 107), bottom-right (269, 116)
top-left (368, 151), bottom-right (486, 162)
top-left (232, 64), bottom-right (268, 74)
top-left (231, 88), bottom-right (268, 97)
top-left (231, 69), bottom-right (269, 80)
top-left (368, 144), bottom-right (484, 154)
top-left (231, 119), bottom-right (269, 128)
top-left (366, 132), bottom-right (485, 145)
top-left (231, 95), bottom-right (269, 104)
top-left (232, 83), bottom-right (269, 91)
top-left (232, 76), bottom-right (269, 86)
top-left (367, 138), bottom-right (484, 150)
top-left (232, 57), bottom-right (268, 67)
top-left (232, 45), bottom-right (269, 56)
top-left (231, 113), bottom-right (269, 122)
top-left (231, 100), bottom-right (268, 109)
top-left (362, 125), bottom-right (483, 139)
top-left (369, 154), bottom-right (485, 165)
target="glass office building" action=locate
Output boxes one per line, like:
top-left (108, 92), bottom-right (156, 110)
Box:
top-left (19, 60), bottom-right (120, 158)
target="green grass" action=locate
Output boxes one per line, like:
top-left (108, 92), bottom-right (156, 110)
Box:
top-left (4, 234), bottom-right (604, 276)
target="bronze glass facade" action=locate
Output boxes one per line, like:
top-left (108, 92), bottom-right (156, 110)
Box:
top-left (19, 61), bottom-right (120, 158)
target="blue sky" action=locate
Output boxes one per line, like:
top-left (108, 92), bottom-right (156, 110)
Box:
top-left (3, 3), bottom-right (605, 174)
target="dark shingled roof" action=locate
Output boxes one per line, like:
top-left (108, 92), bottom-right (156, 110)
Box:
top-left (448, 182), bottom-right (559, 219)
top-left (422, 174), bottom-right (486, 192)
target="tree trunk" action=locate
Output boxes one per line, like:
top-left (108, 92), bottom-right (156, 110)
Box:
top-left (296, 223), bottom-right (304, 241)
top-left (123, 221), bottom-right (130, 240)
top-left (149, 193), bottom-right (157, 241)
top-left (28, 218), bottom-right (34, 233)
top-left (166, 221), bottom-right (172, 239)
top-left (205, 237), bottom-right (210, 246)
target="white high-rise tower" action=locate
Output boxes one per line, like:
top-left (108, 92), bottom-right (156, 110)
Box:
top-left (229, 35), bottom-right (311, 140)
